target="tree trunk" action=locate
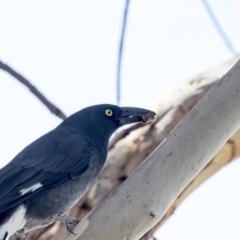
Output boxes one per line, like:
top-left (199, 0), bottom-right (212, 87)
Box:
top-left (24, 55), bottom-right (240, 240)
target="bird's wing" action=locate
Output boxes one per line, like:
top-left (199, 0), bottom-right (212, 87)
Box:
top-left (0, 127), bottom-right (94, 213)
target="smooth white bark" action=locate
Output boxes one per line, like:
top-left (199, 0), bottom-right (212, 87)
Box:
top-left (63, 59), bottom-right (240, 240)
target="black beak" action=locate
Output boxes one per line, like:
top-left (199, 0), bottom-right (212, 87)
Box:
top-left (116, 107), bottom-right (156, 125)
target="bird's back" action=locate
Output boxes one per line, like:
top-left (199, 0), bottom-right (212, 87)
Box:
top-left (0, 126), bottom-right (107, 238)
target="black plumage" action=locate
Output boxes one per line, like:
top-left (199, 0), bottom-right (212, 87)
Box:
top-left (0, 104), bottom-right (155, 240)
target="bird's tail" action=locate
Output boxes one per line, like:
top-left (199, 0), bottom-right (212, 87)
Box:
top-left (0, 205), bottom-right (26, 240)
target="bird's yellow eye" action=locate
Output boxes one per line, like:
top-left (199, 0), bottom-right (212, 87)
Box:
top-left (105, 109), bottom-right (113, 117)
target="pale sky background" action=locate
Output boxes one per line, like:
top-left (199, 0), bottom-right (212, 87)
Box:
top-left (0, 0), bottom-right (240, 239)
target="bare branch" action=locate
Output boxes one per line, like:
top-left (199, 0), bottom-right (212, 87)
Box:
top-left (0, 60), bottom-right (67, 120)
top-left (63, 57), bottom-right (240, 240)
top-left (116, 0), bottom-right (130, 104)
top-left (26, 56), bottom-right (240, 240)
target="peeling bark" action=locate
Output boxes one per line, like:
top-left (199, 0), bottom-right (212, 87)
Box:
top-left (24, 56), bottom-right (240, 240)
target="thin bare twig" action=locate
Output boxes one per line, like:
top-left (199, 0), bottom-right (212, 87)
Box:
top-left (201, 0), bottom-right (236, 55)
top-left (116, 0), bottom-right (130, 105)
top-left (0, 60), bottom-right (67, 120)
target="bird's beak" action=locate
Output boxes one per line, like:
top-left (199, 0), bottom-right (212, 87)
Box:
top-left (116, 107), bottom-right (156, 125)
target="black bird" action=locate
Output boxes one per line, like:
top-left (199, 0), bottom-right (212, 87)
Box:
top-left (0, 104), bottom-right (156, 240)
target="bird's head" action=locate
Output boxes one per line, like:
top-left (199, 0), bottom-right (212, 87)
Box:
top-left (61, 104), bottom-right (156, 144)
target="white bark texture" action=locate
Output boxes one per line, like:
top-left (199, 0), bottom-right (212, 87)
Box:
top-left (24, 56), bottom-right (240, 240)
top-left (61, 58), bottom-right (240, 240)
